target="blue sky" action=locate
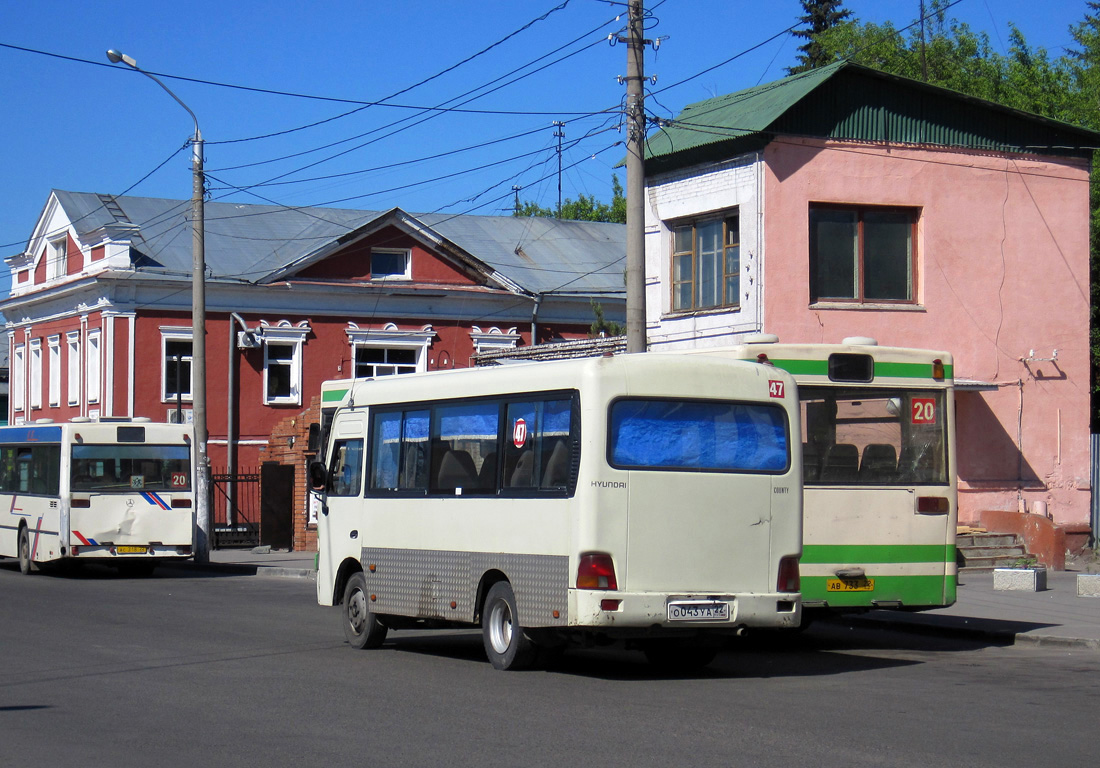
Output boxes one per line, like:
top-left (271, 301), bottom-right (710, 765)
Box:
top-left (0, 0), bottom-right (1091, 297)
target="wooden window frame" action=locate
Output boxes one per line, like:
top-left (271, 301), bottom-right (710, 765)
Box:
top-left (809, 204), bottom-right (918, 305)
top-left (670, 212), bottom-right (740, 313)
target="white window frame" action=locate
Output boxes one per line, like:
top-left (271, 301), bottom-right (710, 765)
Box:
top-left (86, 330), bottom-right (101, 404)
top-left (345, 323), bottom-right (433, 378)
top-left (29, 339), bottom-right (43, 410)
top-left (370, 248), bottom-right (412, 280)
top-left (67, 332), bottom-right (81, 406)
top-left (161, 330), bottom-right (194, 404)
top-left (259, 322), bottom-right (310, 406)
top-left (12, 344), bottom-right (25, 414)
top-left (47, 336), bottom-right (61, 407)
top-left (47, 237), bottom-right (67, 280)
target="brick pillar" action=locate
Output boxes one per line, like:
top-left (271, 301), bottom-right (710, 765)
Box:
top-left (259, 395), bottom-right (323, 551)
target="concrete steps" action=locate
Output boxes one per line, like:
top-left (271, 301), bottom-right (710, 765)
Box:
top-left (957, 532), bottom-right (1036, 573)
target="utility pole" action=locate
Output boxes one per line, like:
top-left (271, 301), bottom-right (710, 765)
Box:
top-left (624, 0), bottom-right (647, 353)
top-left (512, 185), bottom-right (522, 215)
top-left (553, 121), bottom-right (565, 218)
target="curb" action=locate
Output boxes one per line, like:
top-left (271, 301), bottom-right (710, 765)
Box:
top-left (837, 614), bottom-right (1100, 651)
top-left (159, 562), bottom-right (317, 580)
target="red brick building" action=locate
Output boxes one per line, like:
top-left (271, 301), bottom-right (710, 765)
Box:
top-left (4, 191), bottom-right (625, 549)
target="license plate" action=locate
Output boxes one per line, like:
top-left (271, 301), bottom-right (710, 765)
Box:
top-left (115, 546), bottom-right (148, 555)
top-left (826, 577), bottom-right (874, 592)
top-left (667, 601), bottom-right (730, 622)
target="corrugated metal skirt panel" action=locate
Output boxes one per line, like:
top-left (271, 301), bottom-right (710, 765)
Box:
top-left (360, 547), bottom-right (569, 628)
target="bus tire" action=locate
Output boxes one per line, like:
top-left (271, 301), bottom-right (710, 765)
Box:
top-left (481, 581), bottom-right (536, 671)
top-left (18, 527), bottom-right (38, 575)
top-left (342, 572), bottom-right (388, 650)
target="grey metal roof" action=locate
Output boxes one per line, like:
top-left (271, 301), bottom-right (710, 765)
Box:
top-left (52, 190), bottom-right (625, 297)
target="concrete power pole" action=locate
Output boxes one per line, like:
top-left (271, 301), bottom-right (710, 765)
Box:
top-left (624, 0), bottom-right (647, 353)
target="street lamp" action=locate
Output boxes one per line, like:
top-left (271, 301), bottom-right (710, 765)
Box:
top-left (106, 49), bottom-right (211, 563)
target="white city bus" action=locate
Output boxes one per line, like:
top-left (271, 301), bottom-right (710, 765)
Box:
top-left (0, 419), bottom-right (195, 575)
top-left (312, 353), bottom-right (802, 670)
top-left (695, 337), bottom-right (957, 615)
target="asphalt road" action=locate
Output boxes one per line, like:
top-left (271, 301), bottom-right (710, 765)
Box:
top-left (1, 560), bottom-right (1097, 768)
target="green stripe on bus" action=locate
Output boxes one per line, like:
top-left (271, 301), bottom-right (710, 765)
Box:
top-left (801, 544), bottom-right (955, 564)
top-left (744, 358), bottom-right (953, 381)
top-left (322, 388), bottom-right (350, 403)
top-left (801, 574), bottom-right (957, 607)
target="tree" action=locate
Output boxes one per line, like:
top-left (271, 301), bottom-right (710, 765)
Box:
top-left (788, 0), bottom-right (853, 74)
top-left (514, 174), bottom-right (626, 224)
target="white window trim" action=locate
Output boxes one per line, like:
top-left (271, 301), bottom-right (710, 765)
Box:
top-left (12, 344), bottom-right (25, 414)
top-left (259, 321), bottom-right (310, 406)
top-left (29, 339), bottom-right (42, 410)
top-left (469, 326), bottom-right (521, 355)
top-left (370, 247), bottom-right (412, 281)
top-left (47, 336), bottom-right (61, 407)
top-left (345, 322), bottom-right (434, 377)
top-left (86, 330), bottom-right (101, 404)
top-left (161, 329), bottom-right (194, 404)
top-left (67, 331), bottom-right (81, 406)
top-left (47, 237), bottom-right (67, 281)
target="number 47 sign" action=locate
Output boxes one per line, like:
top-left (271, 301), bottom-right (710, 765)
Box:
top-left (911, 398), bottom-right (937, 424)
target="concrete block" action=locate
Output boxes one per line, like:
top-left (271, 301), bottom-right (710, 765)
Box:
top-left (993, 568), bottom-right (1047, 592)
top-left (1078, 573), bottom-right (1100, 598)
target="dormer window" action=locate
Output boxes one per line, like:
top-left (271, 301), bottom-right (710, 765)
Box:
top-left (371, 248), bottom-right (411, 280)
top-left (47, 237), bottom-right (67, 280)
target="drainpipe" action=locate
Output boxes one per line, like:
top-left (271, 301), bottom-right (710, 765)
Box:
top-left (227, 312), bottom-right (259, 527)
top-left (531, 293), bottom-right (543, 346)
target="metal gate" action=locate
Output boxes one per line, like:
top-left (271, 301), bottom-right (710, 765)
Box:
top-left (211, 467), bottom-right (261, 548)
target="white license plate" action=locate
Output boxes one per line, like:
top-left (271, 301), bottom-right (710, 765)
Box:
top-left (667, 601), bottom-right (730, 622)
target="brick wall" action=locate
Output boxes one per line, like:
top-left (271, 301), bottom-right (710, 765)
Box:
top-left (259, 395), bottom-right (323, 551)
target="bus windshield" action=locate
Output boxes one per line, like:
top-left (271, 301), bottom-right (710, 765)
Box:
top-left (71, 445), bottom-right (192, 492)
top-left (800, 386), bottom-right (948, 486)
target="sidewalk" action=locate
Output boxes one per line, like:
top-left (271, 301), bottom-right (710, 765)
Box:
top-left (183, 551), bottom-right (1100, 650)
top-left (840, 569), bottom-right (1100, 650)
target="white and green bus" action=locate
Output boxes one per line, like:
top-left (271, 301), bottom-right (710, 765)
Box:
top-left (0, 419), bottom-right (195, 575)
top-left (696, 336), bottom-right (956, 614)
top-left (311, 353), bottom-right (802, 670)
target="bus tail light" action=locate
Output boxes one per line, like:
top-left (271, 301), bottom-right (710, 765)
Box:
top-left (777, 556), bottom-right (800, 593)
top-left (577, 553), bottom-right (618, 590)
top-left (917, 496), bottom-right (950, 514)
top-left (932, 358), bottom-right (945, 380)
top-left (172, 498), bottom-right (192, 508)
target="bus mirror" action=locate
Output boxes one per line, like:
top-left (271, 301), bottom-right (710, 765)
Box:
top-left (307, 423), bottom-right (321, 453)
top-left (309, 461), bottom-right (328, 491)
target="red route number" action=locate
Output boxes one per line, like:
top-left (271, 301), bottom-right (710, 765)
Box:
top-left (768, 380), bottom-right (785, 398)
top-left (911, 398), bottom-right (937, 424)
top-left (513, 418), bottom-right (528, 448)
top-left (171, 472), bottom-right (189, 488)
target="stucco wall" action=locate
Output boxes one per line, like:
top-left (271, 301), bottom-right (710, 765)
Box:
top-left (761, 137), bottom-right (1091, 526)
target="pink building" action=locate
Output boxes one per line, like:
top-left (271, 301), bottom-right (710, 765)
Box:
top-left (642, 62), bottom-right (1097, 541)
top-left (3, 193), bottom-right (624, 549)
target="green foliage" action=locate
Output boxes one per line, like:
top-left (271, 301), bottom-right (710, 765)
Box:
top-left (789, 0), bottom-right (853, 74)
top-left (514, 175), bottom-right (626, 224)
top-left (589, 300), bottom-right (625, 338)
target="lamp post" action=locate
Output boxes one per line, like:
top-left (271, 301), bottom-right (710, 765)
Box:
top-left (106, 49), bottom-right (210, 562)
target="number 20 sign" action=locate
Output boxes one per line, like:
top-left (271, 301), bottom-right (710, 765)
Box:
top-left (911, 398), bottom-right (936, 424)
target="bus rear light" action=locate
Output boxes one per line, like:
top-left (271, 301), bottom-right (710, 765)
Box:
top-left (600, 599), bottom-right (621, 611)
top-left (932, 359), bottom-right (945, 380)
top-left (777, 556), bottom-right (800, 593)
top-left (577, 553), bottom-right (618, 590)
top-left (175, 546), bottom-right (192, 556)
top-left (70, 498), bottom-right (90, 508)
top-left (917, 496), bottom-right (950, 514)
top-left (71, 545), bottom-right (80, 556)
top-left (171, 498), bottom-right (192, 508)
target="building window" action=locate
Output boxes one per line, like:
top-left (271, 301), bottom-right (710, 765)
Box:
top-left (12, 345), bottom-right (25, 413)
top-left (47, 238), bottom-right (67, 280)
top-left (264, 341), bottom-right (302, 405)
top-left (370, 248), bottom-right (411, 280)
top-left (354, 346), bottom-right (418, 378)
top-left (163, 335), bottom-right (193, 402)
top-left (29, 340), bottom-right (42, 410)
top-left (671, 213), bottom-right (740, 312)
top-left (809, 205), bottom-right (916, 304)
top-left (86, 330), bottom-right (101, 404)
top-left (67, 332), bottom-right (81, 405)
top-left (48, 336), bottom-right (60, 407)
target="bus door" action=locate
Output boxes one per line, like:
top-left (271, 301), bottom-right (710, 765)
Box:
top-left (316, 412), bottom-right (369, 598)
top-left (609, 397), bottom-right (792, 596)
top-left (800, 387), bottom-right (954, 608)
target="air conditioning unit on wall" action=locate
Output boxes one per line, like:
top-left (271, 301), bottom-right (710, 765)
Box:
top-left (237, 331), bottom-right (260, 349)
top-left (166, 409), bottom-right (194, 424)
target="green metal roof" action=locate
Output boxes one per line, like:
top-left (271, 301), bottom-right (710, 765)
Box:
top-left (645, 61), bottom-right (1100, 174)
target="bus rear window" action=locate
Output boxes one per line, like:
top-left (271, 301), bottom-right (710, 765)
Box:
top-left (608, 399), bottom-right (789, 472)
top-left (71, 445), bottom-right (191, 492)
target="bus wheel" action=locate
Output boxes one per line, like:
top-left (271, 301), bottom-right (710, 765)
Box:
top-left (642, 639), bottom-right (718, 673)
top-left (482, 581), bottom-right (536, 671)
top-left (17, 528), bottom-right (38, 575)
top-left (342, 572), bottom-right (388, 650)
